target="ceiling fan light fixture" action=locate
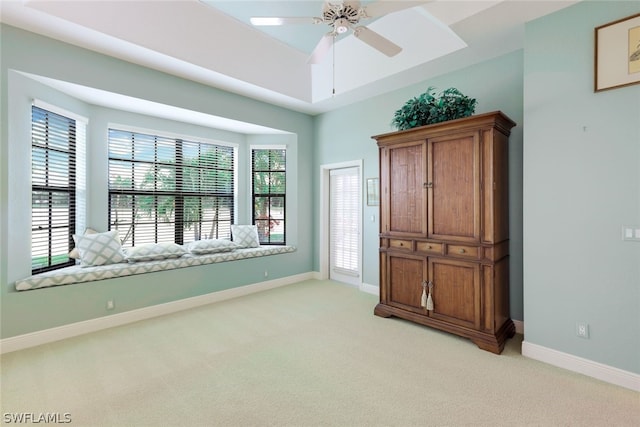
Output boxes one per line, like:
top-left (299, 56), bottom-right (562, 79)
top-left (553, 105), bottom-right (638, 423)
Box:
top-left (334, 18), bottom-right (350, 34)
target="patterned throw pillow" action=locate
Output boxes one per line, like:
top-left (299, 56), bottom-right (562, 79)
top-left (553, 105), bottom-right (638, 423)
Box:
top-left (125, 243), bottom-right (186, 263)
top-left (231, 225), bottom-right (260, 248)
top-left (188, 239), bottom-right (239, 255)
top-left (69, 228), bottom-right (98, 259)
top-left (73, 230), bottom-right (126, 267)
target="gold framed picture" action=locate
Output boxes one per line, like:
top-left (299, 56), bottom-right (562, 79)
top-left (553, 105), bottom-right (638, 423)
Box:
top-left (595, 13), bottom-right (640, 92)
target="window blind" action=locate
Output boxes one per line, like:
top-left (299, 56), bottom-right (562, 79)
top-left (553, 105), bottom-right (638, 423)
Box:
top-left (108, 129), bottom-right (235, 246)
top-left (31, 106), bottom-right (77, 273)
top-left (329, 167), bottom-right (360, 275)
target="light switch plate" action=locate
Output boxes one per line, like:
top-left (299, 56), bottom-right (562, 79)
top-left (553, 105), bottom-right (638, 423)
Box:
top-left (622, 225), bottom-right (640, 242)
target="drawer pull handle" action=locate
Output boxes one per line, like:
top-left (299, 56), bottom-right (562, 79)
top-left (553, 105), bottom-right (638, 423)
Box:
top-left (459, 248), bottom-right (466, 254)
top-left (399, 242), bottom-right (404, 246)
top-left (427, 245), bottom-right (432, 249)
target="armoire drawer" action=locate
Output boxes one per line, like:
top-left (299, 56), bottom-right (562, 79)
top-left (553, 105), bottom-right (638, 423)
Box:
top-left (416, 241), bottom-right (443, 254)
top-left (389, 239), bottom-right (413, 250)
top-left (446, 244), bottom-right (479, 258)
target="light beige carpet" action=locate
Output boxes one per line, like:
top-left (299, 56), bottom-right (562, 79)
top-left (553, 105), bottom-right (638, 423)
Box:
top-left (1, 279), bottom-right (638, 426)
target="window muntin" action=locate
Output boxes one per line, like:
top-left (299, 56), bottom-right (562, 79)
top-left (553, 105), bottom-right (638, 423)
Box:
top-left (31, 106), bottom-right (76, 273)
top-left (251, 148), bottom-right (286, 245)
top-left (108, 129), bottom-right (235, 246)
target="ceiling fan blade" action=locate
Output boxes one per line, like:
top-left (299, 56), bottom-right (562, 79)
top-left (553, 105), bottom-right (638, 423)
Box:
top-left (353, 26), bottom-right (402, 57)
top-left (363, 1), bottom-right (430, 18)
top-left (308, 33), bottom-right (335, 64)
top-left (250, 16), bottom-right (319, 26)
top-left (343, 0), bottom-right (361, 10)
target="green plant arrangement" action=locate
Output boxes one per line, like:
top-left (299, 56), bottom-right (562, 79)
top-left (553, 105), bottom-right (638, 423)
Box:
top-left (391, 86), bottom-right (477, 131)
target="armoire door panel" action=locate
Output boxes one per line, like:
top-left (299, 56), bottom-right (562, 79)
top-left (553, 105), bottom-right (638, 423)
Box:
top-left (387, 253), bottom-right (426, 313)
top-left (428, 133), bottom-right (480, 241)
top-left (388, 142), bottom-right (427, 235)
top-left (428, 258), bottom-right (480, 329)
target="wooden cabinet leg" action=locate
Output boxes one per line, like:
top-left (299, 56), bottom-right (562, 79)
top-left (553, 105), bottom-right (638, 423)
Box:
top-left (471, 319), bottom-right (516, 354)
top-left (374, 304), bottom-right (393, 318)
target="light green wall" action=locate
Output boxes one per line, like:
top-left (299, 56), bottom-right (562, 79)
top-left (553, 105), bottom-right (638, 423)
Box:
top-left (0, 24), bottom-right (314, 339)
top-left (523, 1), bottom-right (640, 373)
top-left (2, 1), bottom-right (639, 377)
top-left (313, 50), bottom-right (525, 321)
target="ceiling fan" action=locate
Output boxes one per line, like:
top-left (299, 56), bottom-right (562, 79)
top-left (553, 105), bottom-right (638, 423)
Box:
top-left (250, 1), bottom-right (429, 64)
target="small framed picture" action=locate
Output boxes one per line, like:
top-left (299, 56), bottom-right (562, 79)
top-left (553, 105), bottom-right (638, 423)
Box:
top-left (595, 13), bottom-right (640, 92)
top-left (366, 178), bottom-right (379, 206)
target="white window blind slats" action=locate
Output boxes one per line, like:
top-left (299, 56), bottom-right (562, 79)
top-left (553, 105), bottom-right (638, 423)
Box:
top-left (31, 118), bottom-right (76, 152)
top-left (330, 167), bottom-right (360, 276)
top-left (108, 129), bottom-right (235, 246)
top-left (31, 106), bottom-right (77, 273)
top-left (31, 149), bottom-right (72, 187)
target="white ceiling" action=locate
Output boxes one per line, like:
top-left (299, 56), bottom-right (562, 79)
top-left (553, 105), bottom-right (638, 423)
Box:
top-left (1, 0), bottom-right (579, 123)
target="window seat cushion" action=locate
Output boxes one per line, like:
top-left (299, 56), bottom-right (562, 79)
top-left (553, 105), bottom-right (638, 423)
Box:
top-left (15, 246), bottom-right (296, 291)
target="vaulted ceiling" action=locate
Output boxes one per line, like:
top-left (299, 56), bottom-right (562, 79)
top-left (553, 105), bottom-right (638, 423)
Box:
top-left (1, 0), bottom-right (578, 116)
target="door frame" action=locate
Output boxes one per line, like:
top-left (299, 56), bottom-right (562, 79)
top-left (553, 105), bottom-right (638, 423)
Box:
top-left (319, 160), bottom-right (363, 285)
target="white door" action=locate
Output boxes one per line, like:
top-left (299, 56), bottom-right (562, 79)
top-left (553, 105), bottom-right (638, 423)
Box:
top-left (329, 167), bottom-right (361, 286)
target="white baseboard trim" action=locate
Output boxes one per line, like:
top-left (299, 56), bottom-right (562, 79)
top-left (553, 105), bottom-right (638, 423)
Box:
top-left (513, 319), bottom-right (524, 335)
top-left (359, 282), bottom-right (379, 296)
top-left (521, 340), bottom-right (640, 392)
top-left (0, 272), bottom-right (315, 355)
top-left (310, 272), bottom-right (378, 296)
top-left (310, 271), bottom-right (323, 280)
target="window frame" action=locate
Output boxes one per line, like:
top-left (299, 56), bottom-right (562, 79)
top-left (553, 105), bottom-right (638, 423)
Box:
top-left (251, 146), bottom-right (286, 245)
top-left (30, 105), bottom-right (77, 274)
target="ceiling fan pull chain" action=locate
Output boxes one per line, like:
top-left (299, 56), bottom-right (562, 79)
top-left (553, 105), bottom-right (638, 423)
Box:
top-left (332, 34), bottom-right (336, 97)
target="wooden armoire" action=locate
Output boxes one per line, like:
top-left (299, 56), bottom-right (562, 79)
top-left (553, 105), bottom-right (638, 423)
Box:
top-left (373, 111), bottom-right (516, 354)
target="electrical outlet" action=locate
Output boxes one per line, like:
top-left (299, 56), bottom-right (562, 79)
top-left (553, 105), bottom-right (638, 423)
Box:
top-left (106, 299), bottom-right (115, 310)
top-left (576, 321), bottom-right (589, 339)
